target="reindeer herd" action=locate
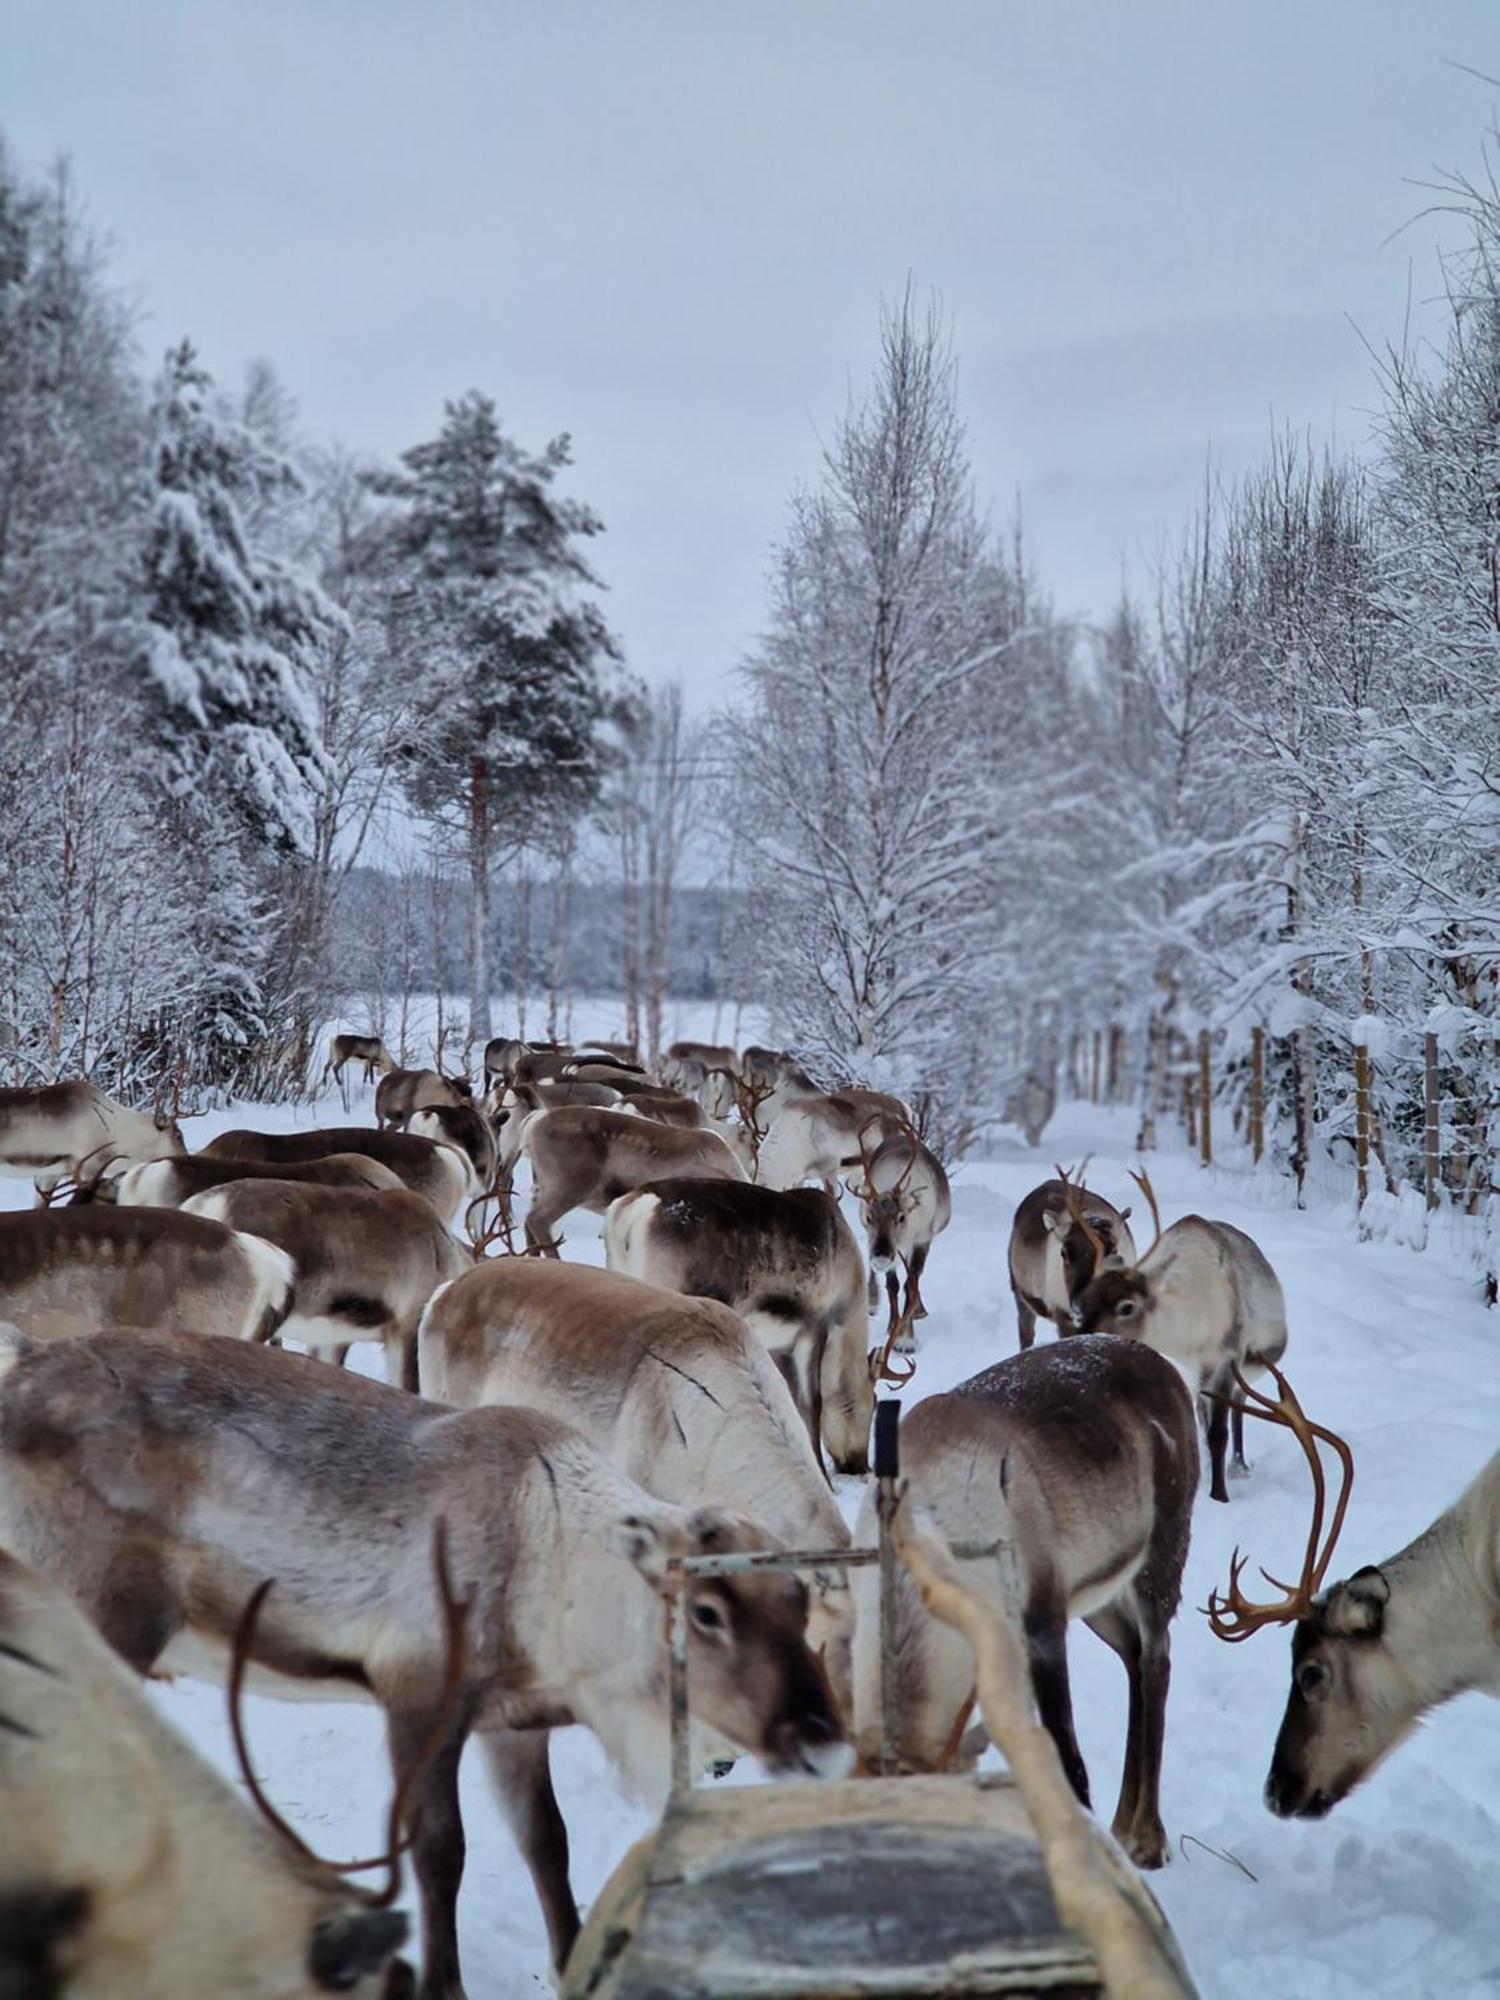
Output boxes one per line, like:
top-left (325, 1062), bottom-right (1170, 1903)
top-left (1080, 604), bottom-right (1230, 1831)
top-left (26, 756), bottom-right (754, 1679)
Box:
top-left (0, 1035), bottom-right (1494, 1998)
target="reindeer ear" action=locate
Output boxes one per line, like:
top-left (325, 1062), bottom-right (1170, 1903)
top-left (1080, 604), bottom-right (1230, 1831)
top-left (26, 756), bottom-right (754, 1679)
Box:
top-left (1041, 1209), bottom-right (1065, 1237)
top-left (1118, 1206), bottom-right (1132, 1222)
top-left (1324, 1567), bottom-right (1390, 1637)
top-left (686, 1508), bottom-right (742, 1555)
top-left (611, 1513), bottom-right (688, 1589)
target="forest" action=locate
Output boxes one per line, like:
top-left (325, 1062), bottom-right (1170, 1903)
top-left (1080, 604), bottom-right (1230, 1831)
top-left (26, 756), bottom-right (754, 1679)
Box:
top-left (1, 124), bottom-right (1496, 1251)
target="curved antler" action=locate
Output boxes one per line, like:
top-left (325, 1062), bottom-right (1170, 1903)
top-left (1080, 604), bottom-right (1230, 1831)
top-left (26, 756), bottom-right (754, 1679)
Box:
top-left (1203, 1364), bottom-right (1355, 1643)
top-left (1052, 1159), bottom-right (1106, 1264)
top-left (228, 1520), bottom-right (472, 1889)
top-left (1127, 1167), bottom-right (1162, 1254)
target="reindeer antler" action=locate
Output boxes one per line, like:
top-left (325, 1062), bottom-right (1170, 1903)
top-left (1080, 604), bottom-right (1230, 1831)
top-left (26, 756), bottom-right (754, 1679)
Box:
top-left (228, 1520), bottom-right (472, 1894)
top-left (1127, 1167), bottom-right (1163, 1254)
top-left (871, 1320), bottom-right (918, 1385)
top-left (1203, 1365), bottom-right (1355, 1643)
top-left (1052, 1159), bottom-right (1107, 1264)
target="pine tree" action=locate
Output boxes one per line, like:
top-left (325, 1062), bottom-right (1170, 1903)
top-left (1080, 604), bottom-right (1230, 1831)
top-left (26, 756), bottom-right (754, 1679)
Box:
top-left (135, 339), bottom-right (335, 857)
top-left (370, 391), bottom-right (621, 1042)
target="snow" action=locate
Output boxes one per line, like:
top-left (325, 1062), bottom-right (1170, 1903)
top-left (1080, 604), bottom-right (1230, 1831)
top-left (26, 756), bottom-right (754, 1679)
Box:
top-left (4, 1090), bottom-right (1498, 1996)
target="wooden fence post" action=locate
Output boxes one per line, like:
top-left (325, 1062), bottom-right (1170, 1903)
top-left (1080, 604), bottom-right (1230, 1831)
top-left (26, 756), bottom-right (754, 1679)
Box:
top-left (1090, 1030), bottom-right (1102, 1105)
top-left (1424, 1031), bottom-right (1440, 1212)
top-left (1353, 1043), bottom-right (1372, 1210)
top-left (1198, 1029), bottom-right (1212, 1167)
top-left (1249, 1025), bottom-right (1265, 1165)
top-left (1183, 1067), bottom-right (1197, 1153)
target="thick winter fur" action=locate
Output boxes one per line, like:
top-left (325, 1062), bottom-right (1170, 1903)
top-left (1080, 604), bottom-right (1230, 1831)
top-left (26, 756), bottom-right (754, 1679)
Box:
top-left (661, 1041), bottom-right (739, 1116)
top-left (373, 1070), bottom-right (471, 1131)
top-left (1264, 1448), bottom-right (1500, 1820)
top-left (852, 1338), bottom-right (1198, 1868)
top-left (182, 1182), bottom-right (469, 1387)
top-left (1007, 1178), bottom-right (1137, 1350)
top-left (0, 1083), bottom-right (184, 1201)
top-left (620, 1090), bottom-right (707, 1129)
top-left (203, 1127), bottom-right (474, 1225)
top-left (854, 1131), bottom-right (952, 1348)
top-left (604, 1179), bottom-right (875, 1475)
top-left (417, 1258), bottom-right (854, 1693)
top-left (1072, 1215), bottom-right (1288, 1502)
top-left (0, 1545), bottom-right (411, 1999)
top-left (0, 1207), bottom-right (293, 1347)
top-left (0, 1330), bottom-right (845, 1994)
top-left (406, 1104), bottom-right (498, 1189)
top-left (757, 1090), bottom-right (909, 1192)
top-left (521, 1105), bottom-right (746, 1254)
top-left (84, 1153), bottom-right (406, 1208)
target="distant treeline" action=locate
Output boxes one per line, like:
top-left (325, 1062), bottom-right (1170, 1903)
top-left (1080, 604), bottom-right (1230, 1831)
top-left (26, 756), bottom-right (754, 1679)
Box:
top-left (331, 867), bottom-right (758, 1007)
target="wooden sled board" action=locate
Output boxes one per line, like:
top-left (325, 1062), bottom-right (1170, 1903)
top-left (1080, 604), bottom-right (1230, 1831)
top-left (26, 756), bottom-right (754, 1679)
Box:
top-left (562, 1770), bottom-right (1109, 1998)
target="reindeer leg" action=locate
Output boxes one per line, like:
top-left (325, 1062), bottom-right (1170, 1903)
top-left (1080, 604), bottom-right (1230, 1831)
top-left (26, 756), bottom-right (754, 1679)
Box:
top-left (1022, 1598), bottom-right (1090, 1808)
top-left (867, 1264), bottom-right (879, 1312)
top-left (385, 1699), bottom-right (473, 2000)
top-left (906, 1242), bottom-right (931, 1321)
top-left (1013, 1286), bottom-right (1038, 1352)
top-left (1205, 1391), bottom-right (1231, 1503)
top-left (481, 1729), bottom-right (579, 1977)
top-left (1086, 1596), bottom-right (1172, 1870)
top-left (887, 1271), bottom-right (914, 1356)
top-left (1230, 1394), bottom-right (1251, 1479)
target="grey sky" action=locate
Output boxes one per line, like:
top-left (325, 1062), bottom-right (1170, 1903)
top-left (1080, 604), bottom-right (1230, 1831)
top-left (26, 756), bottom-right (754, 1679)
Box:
top-left (5, 1), bottom-right (1496, 701)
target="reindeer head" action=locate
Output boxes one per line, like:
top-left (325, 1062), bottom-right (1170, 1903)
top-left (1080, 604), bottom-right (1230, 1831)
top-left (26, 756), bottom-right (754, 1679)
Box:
top-left (1199, 1367), bottom-right (1377, 1819)
top-left (1065, 1166), bottom-right (1158, 1333)
top-left (614, 1509), bottom-right (850, 1781)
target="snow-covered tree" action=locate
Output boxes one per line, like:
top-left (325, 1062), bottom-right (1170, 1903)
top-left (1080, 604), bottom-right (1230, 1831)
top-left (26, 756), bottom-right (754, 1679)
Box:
top-left (370, 391), bottom-right (621, 1042)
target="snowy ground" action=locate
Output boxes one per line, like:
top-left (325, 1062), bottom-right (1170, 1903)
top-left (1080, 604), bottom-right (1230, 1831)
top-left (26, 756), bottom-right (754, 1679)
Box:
top-left (4, 1081), bottom-right (1498, 1996)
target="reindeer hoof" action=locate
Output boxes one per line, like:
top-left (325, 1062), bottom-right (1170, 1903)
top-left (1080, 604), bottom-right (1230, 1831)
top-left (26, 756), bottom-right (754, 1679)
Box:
top-left (1229, 1457), bottom-right (1253, 1482)
top-left (1116, 1818), bottom-right (1170, 1870)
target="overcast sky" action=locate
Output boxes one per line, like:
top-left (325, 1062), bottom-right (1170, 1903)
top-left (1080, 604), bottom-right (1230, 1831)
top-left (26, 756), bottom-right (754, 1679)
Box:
top-left (5, 1), bottom-right (1496, 702)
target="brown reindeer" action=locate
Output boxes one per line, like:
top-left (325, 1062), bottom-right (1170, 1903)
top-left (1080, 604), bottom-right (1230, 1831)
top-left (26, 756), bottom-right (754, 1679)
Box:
top-left (0, 1206), bottom-right (293, 1347)
top-left (604, 1177), bottom-right (882, 1475)
top-left (1007, 1167), bottom-right (1137, 1350)
top-left (853, 1336), bottom-right (1198, 1868)
top-left (322, 1033), bottom-right (395, 1090)
top-left (850, 1127), bottom-right (952, 1353)
top-left (0, 1327), bottom-right (846, 1996)
top-left (203, 1127), bottom-right (476, 1225)
top-left (0, 1544), bottom-right (414, 1999)
top-left (416, 1258), bottom-right (855, 1694)
top-left (1070, 1171), bottom-right (1289, 1502)
top-left (182, 1181), bottom-right (471, 1388)
top-left (374, 1070), bottom-right (473, 1131)
top-left (0, 1082), bottom-right (185, 1204)
top-left (73, 1151), bottom-right (407, 1207)
top-left (520, 1104), bottom-right (746, 1254)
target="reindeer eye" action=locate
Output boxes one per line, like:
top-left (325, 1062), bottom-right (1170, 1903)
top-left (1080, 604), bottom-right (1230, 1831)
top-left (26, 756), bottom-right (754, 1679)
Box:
top-left (1114, 1299), bottom-right (1139, 1322)
top-left (1297, 1661), bottom-right (1330, 1701)
top-left (690, 1600), bottom-right (727, 1635)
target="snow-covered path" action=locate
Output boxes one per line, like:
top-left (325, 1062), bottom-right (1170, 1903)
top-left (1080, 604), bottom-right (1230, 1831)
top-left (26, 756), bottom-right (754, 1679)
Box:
top-left (4, 1092), bottom-right (1497, 1996)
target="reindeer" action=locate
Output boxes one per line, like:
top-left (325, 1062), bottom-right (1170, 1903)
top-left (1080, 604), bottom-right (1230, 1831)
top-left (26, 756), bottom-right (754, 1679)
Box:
top-left (406, 1103), bottom-right (499, 1190)
top-left (374, 1069), bottom-right (472, 1131)
top-left (521, 1104), bottom-right (746, 1255)
top-left (182, 1182), bottom-right (471, 1388)
top-left (0, 1206), bottom-right (293, 1347)
top-left (416, 1258), bottom-right (854, 1691)
top-left (1201, 1367), bottom-right (1500, 1822)
top-left (322, 1033), bottom-right (395, 1091)
top-left (662, 1040), bottom-right (739, 1118)
top-left (1007, 1168), bottom-right (1137, 1350)
top-left (1070, 1171), bottom-right (1288, 1502)
top-left (852, 1336), bottom-right (1198, 1868)
top-left (850, 1127), bottom-right (952, 1353)
top-left (604, 1178), bottom-right (887, 1476)
top-left (757, 1090), bottom-right (909, 1193)
top-left (0, 1544), bottom-right (415, 1999)
top-left (203, 1127), bottom-right (476, 1226)
top-left (0, 1326), bottom-right (848, 1995)
top-left (72, 1151), bottom-right (407, 1208)
top-left (0, 1082), bottom-right (185, 1204)
top-left (1005, 1072), bottom-right (1057, 1148)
